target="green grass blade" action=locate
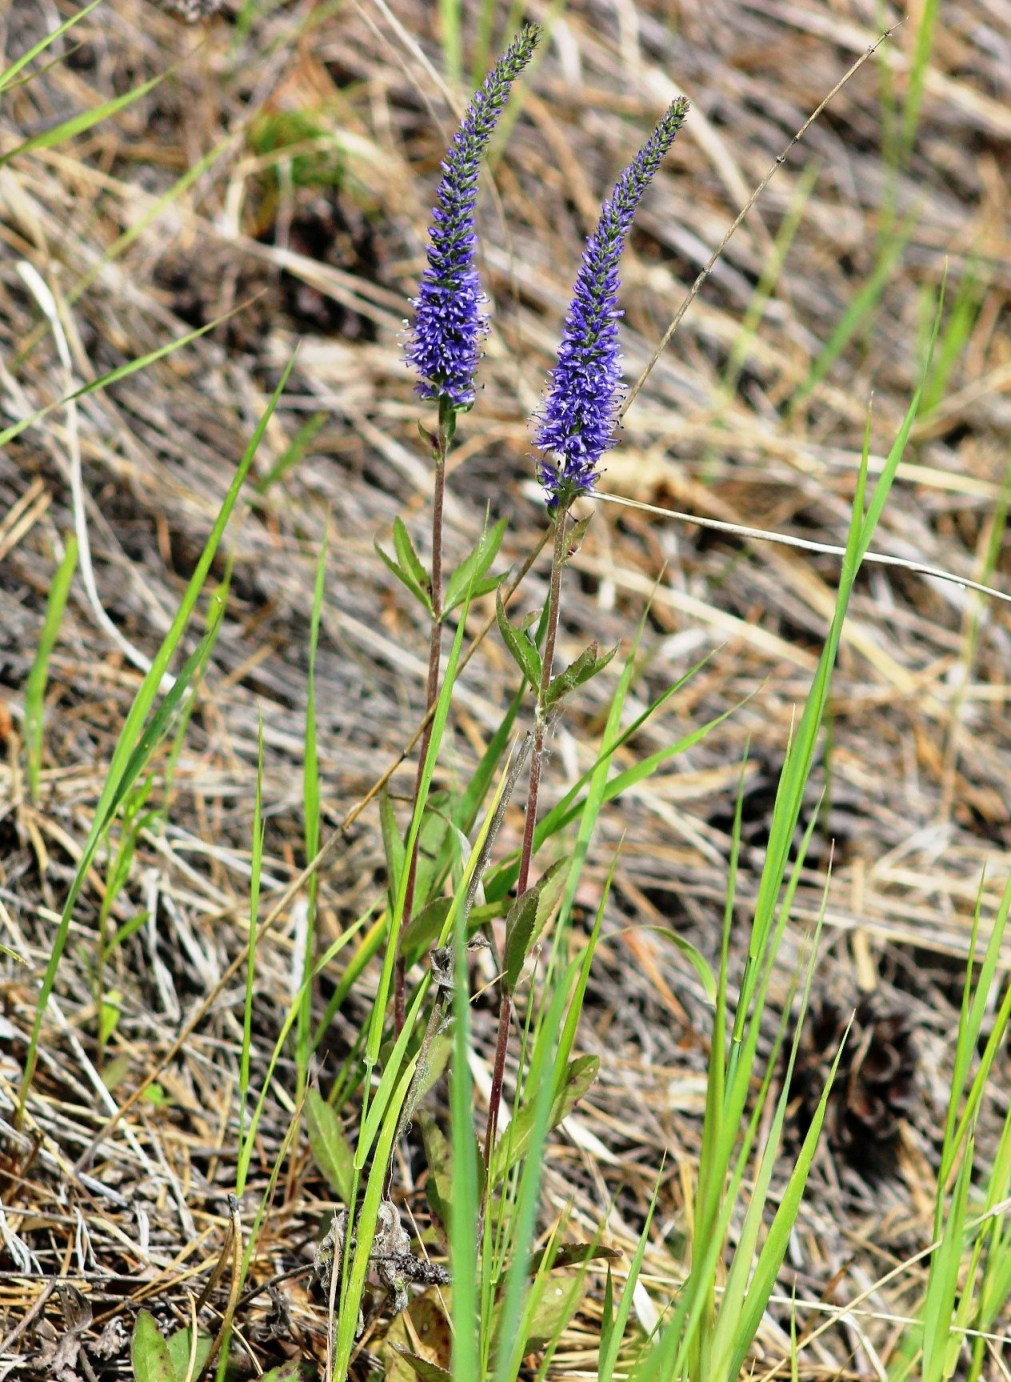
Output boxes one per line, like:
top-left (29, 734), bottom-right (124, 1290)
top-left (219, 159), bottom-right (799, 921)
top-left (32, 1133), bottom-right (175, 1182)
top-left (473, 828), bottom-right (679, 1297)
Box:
top-left (331, 1060), bottom-right (418, 1380)
top-left (1, 70), bottom-right (167, 167)
top-left (791, 206), bottom-right (919, 410)
top-left (1, 311), bottom-right (246, 448)
top-left (297, 532), bottom-right (328, 1092)
top-left (922, 1138), bottom-right (974, 1381)
top-left (0, 0), bottom-right (104, 96)
top-left (17, 354), bottom-right (295, 1119)
top-left (439, 0), bottom-right (462, 83)
top-left (449, 855), bottom-right (481, 1380)
top-left (23, 534), bottom-right (77, 801)
top-left (366, 587), bottom-right (473, 1070)
top-left (492, 972), bottom-right (575, 1382)
top-left (902, 0), bottom-right (941, 154)
top-left (237, 719), bottom-right (266, 1195)
top-left (598, 1176), bottom-right (662, 1380)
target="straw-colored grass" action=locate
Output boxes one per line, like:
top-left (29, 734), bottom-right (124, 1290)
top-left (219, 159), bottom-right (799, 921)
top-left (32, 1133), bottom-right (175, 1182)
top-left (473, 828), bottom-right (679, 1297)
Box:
top-left (1, 0), bottom-right (1009, 1376)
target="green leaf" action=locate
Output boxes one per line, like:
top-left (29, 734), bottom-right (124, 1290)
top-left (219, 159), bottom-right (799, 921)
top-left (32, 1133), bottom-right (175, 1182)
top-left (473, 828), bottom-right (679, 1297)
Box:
top-left (499, 1054), bottom-right (598, 1176)
top-left (545, 641), bottom-right (618, 710)
top-left (381, 1293), bottom-right (454, 1381)
top-left (503, 858), bottom-right (569, 988)
top-left (259, 1362), bottom-right (311, 1382)
top-left (529, 1241), bottom-right (622, 1273)
top-left (520, 1272), bottom-right (585, 1354)
top-left (164, 1328), bottom-right (212, 1382)
top-left (420, 1111), bottom-right (456, 1236)
top-left (496, 587), bottom-right (541, 691)
top-left (393, 517), bottom-right (431, 593)
top-left (375, 537), bottom-right (432, 613)
top-left (388, 1350), bottom-right (453, 1382)
top-left (131, 1312), bottom-right (174, 1382)
top-left (599, 1267), bottom-right (616, 1380)
top-left (564, 512), bottom-right (593, 556)
top-left (637, 924), bottom-right (718, 1006)
top-left (98, 992), bottom-right (122, 1047)
top-left (305, 1088), bottom-right (354, 1201)
top-left (400, 896), bottom-right (454, 964)
top-left (443, 517), bottom-right (507, 613)
top-left (24, 533), bottom-right (77, 801)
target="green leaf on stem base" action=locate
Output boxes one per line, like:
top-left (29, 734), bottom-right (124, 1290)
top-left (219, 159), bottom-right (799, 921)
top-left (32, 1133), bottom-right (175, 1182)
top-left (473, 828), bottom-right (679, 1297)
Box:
top-left (562, 512), bottom-right (592, 557)
top-left (379, 785), bottom-right (406, 904)
top-left (496, 588), bottom-right (542, 691)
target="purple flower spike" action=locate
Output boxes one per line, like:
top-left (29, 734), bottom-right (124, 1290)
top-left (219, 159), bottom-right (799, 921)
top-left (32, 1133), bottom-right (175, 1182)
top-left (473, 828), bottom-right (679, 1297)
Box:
top-left (535, 97), bottom-right (689, 507)
top-left (406, 26), bottom-right (540, 410)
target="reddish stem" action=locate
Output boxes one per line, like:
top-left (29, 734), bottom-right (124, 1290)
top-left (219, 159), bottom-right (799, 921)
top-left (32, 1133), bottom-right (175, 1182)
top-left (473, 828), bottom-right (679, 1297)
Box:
top-left (483, 511), bottom-right (568, 1167)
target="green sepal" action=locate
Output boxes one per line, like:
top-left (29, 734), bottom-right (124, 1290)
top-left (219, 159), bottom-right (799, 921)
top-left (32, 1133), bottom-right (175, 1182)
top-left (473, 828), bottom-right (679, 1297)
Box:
top-left (544, 640), bottom-right (618, 709)
top-left (503, 857), bottom-right (569, 988)
top-left (444, 517), bottom-right (507, 614)
top-left (496, 587), bottom-right (542, 691)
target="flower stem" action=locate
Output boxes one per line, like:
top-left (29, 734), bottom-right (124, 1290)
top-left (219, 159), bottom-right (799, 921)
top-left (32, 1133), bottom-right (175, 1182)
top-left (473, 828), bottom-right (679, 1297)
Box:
top-left (394, 399), bottom-right (453, 1034)
top-left (483, 509), bottom-right (569, 1168)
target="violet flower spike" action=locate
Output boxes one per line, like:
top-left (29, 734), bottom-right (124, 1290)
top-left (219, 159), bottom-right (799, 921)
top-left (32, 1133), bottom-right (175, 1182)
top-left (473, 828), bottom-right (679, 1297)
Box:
top-left (535, 97), bottom-right (690, 508)
top-left (406, 25), bottom-right (540, 410)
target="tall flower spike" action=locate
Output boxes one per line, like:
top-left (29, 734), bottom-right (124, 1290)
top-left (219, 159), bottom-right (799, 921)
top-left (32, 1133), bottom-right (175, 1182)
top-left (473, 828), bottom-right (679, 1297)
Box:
top-left (535, 97), bottom-right (689, 507)
top-left (406, 25), bottom-right (540, 409)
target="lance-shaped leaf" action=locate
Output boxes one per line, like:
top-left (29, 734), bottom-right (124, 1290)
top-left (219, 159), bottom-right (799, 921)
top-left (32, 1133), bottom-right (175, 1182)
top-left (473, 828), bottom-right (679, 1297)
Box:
top-left (498, 1054), bottom-right (599, 1175)
top-left (496, 587), bottom-right (541, 691)
top-left (544, 640), bottom-right (618, 710)
top-left (503, 857), bottom-right (569, 988)
top-left (375, 517), bottom-right (432, 612)
top-left (444, 517), bottom-right (507, 613)
top-left (306, 1088), bottom-right (355, 1202)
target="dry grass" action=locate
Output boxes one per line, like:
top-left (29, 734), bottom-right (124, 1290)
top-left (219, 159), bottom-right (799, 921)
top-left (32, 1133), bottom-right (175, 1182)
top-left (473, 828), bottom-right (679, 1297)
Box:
top-left (1, 0), bottom-right (1010, 1375)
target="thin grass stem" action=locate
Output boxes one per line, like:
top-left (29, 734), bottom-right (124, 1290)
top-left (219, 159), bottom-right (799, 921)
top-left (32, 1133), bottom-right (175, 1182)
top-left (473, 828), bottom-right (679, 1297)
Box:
top-left (394, 400), bottom-right (453, 1032)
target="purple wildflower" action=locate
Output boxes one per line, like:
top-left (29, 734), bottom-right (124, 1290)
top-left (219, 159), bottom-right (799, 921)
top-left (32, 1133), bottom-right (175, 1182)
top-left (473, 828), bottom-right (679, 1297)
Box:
top-left (406, 26), bottom-right (540, 410)
top-left (535, 97), bottom-right (689, 507)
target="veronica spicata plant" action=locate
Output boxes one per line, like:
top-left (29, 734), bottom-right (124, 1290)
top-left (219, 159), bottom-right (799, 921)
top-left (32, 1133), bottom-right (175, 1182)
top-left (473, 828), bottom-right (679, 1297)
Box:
top-left (405, 23), bottom-right (540, 410)
top-left (486, 98), bottom-right (690, 1160)
top-left (385, 25), bottom-right (540, 1029)
top-left (535, 96), bottom-right (690, 509)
